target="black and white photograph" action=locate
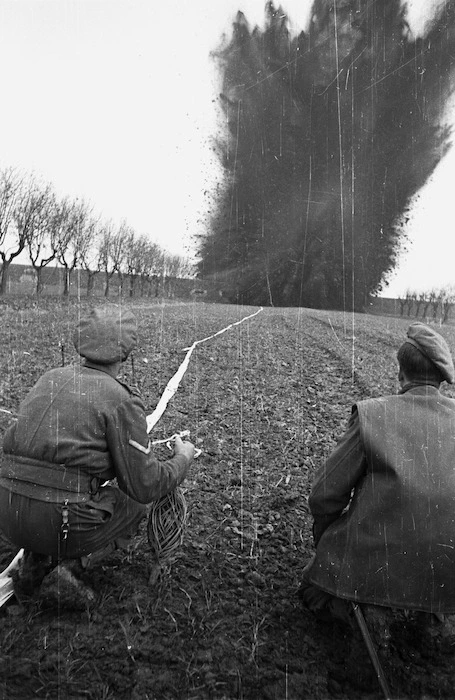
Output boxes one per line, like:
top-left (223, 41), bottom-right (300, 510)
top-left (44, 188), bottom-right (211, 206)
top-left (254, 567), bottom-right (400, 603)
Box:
top-left (1, 1), bottom-right (455, 698)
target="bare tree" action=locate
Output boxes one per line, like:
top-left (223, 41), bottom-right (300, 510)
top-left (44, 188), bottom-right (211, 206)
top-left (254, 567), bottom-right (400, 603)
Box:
top-left (430, 289), bottom-right (440, 320)
top-left (411, 286), bottom-right (455, 324)
top-left (0, 167), bottom-right (27, 294)
top-left (139, 239), bottom-right (164, 297)
top-left (164, 253), bottom-right (195, 279)
top-left (53, 197), bottom-right (94, 296)
top-left (115, 222), bottom-right (136, 297)
top-left (398, 292), bottom-right (407, 317)
top-left (19, 181), bottom-right (56, 296)
top-left (98, 220), bottom-right (115, 298)
top-left (405, 290), bottom-right (416, 317)
top-left (161, 252), bottom-right (195, 299)
top-left (97, 219), bottom-right (129, 298)
top-left (133, 236), bottom-right (150, 297)
top-left (111, 220), bottom-right (130, 297)
top-left (441, 286), bottom-right (455, 324)
top-left (422, 291), bottom-right (432, 320)
top-left (125, 232), bottom-right (160, 298)
top-left (79, 216), bottom-right (103, 297)
top-left (414, 292), bottom-right (426, 318)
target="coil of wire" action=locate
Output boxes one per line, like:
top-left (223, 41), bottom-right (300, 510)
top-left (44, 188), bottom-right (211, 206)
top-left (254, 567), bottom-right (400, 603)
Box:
top-left (147, 487), bottom-right (188, 564)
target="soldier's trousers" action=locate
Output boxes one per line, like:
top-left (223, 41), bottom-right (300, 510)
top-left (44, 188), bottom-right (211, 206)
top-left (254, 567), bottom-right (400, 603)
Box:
top-left (0, 485), bottom-right (146, 560)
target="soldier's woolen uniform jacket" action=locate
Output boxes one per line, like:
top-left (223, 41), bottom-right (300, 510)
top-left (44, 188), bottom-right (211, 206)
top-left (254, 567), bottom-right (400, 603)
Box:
top-left (0, 362), bottom-right (190, 558)
top-left (306, 384), bottom-right (455, 613)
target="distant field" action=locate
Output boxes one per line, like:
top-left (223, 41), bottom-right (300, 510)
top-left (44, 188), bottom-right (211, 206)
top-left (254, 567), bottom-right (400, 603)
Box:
top-left (0, 299), bottom-right (454, 699)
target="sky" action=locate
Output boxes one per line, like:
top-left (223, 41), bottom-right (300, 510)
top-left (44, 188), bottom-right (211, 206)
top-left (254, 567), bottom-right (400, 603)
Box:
top-left (0, 0), bottom-right (451, 297)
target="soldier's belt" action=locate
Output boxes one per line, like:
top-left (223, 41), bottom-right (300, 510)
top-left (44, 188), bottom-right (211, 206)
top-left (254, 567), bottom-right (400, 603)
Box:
top-left (0, 454), bottom-right (101, 503)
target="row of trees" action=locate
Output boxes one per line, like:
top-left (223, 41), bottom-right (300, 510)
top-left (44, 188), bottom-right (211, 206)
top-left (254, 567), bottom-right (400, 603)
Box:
top-left (0, 167), bottom-right (194, 297)
top-left (198, 1), bottom-right (455, 309)
top-left (398, 288), bottom-right (455, 324)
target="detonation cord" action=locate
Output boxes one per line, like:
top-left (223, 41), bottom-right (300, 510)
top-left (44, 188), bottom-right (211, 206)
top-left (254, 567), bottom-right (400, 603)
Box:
top-left (146, 307), bottom-right (263, 433)
top-left (0, 307), bottom-right (264, 603)
top-left (145, 307), bottom-right (263, 571)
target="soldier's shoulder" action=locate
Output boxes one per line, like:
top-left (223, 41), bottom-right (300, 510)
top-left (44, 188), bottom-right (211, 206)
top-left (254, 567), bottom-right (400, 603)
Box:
top-left (115, 378), bottom-right (143, 399)
top-left (356, 394), bottom-right (394, 409)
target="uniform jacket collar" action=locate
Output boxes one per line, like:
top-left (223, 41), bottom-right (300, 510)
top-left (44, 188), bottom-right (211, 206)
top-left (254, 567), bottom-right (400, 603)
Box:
top-left (399, 382), bottom-right (441, 395)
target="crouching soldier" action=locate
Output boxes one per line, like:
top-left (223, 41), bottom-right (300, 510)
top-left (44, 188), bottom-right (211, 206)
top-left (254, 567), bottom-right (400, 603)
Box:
top-left (299, 322), bottom-right (455, 680)
top-left (0, 306), bottom-right (195, 607)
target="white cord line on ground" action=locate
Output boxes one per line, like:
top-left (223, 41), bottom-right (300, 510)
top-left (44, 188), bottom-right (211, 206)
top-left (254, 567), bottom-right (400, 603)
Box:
top-left (0, 548), bottom-right (24, 607)
top-left (0, 308), bottom-right (263, 607)
top-left (180, 307), bottom-right (264, 352)
top-left (146, 307), bottom-right (263, 433)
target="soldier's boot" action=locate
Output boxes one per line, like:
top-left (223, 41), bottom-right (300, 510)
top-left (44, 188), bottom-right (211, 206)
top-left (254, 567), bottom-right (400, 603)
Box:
top-left (79, 541), bottom-right (118, 569)
top-left (39, 562), bottom-right (96, 611)
top-left (38, 538), bottom-right (134, 611)
top-left (416, 611), bottom-right (455, 643)
top-left (298, 579), bottom-right (355, 625)
top-left (12, 550), bottom-right (54, 601)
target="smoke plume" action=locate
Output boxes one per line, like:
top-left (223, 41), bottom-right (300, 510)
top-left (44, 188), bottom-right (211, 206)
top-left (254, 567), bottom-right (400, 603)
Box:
top-left (198, 0), bottom-right (455, 309)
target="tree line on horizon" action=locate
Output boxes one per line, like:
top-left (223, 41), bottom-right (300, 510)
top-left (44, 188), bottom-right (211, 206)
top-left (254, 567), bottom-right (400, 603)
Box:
top-left (198, 0), bottom-right (455, 310)
top-left (398, 287), bottom-right (455, 325)
top-left (0, 167), bottom-right (195, 298)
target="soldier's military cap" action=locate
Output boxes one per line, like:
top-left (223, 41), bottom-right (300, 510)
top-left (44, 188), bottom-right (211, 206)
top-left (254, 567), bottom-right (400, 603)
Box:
top-left (74, 306), bottom-right (137, 364)
top-left (405, 322), bottom-right (454, 384)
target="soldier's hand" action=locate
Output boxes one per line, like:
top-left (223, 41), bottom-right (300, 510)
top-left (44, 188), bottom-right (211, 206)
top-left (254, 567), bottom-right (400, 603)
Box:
top-left (173, 435), bottom-right (195, 462)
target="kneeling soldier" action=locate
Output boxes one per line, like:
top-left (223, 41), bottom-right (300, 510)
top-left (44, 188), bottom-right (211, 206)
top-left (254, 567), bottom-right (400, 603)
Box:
top-left (0, 306), bottom-right (194, 607)
top-left (300, 322), bottom-right (455, 677)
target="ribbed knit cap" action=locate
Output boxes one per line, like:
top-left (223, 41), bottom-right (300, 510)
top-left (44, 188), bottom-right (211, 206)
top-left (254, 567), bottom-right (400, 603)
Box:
top-left (73, 306), bottom-right (137, 364)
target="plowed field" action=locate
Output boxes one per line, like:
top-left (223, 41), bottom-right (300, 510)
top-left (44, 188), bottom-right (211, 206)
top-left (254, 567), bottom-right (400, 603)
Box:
top-left (1, 298), bottom-right (454, 699)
